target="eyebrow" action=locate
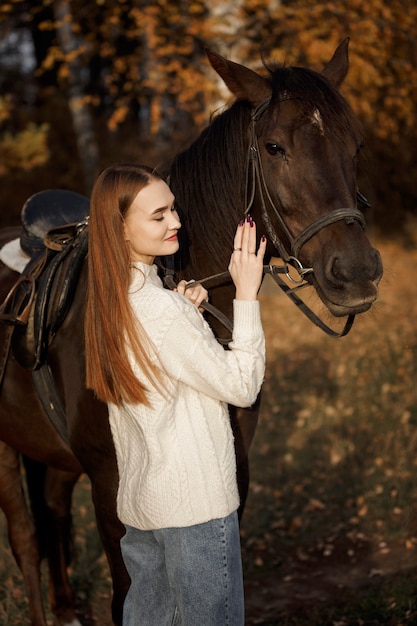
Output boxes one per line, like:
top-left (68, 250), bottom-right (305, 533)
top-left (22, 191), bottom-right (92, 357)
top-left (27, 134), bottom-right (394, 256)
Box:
top-left (150, 201), bottom-right (175, 216)
top-left (151, 207), bottom-right (167, 215)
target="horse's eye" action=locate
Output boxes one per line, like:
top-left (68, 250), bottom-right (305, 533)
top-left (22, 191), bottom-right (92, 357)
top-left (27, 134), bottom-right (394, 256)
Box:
top-left (266, 142), bottom-right (286, 157)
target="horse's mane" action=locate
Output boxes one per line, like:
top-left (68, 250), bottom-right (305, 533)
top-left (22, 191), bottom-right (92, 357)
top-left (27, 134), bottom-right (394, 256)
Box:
top-left (169, 100), bottom-right (251, 271)
top-left (169, 63), bottom-right (361, 271)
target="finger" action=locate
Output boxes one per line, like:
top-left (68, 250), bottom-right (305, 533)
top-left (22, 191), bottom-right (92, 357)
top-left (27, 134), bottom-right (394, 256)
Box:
top-left (195, 289), bottom-right (208, 307)
top-left (232, 219), bottom-right (245, 252)
top-left (257, 235), bottom-right (267, 260)
top-left (176, 280), bottom-right (187, 295)
top-left (241, 216), bottom-right (256, 253)
top-left (239, 218), bottom-right (249, 252)
top-left (247, 218), bottom-right (257, 254)
top-left (196, 287), bottom-right (208, 304)
top-left (185, 283), bottom-right (208, 307)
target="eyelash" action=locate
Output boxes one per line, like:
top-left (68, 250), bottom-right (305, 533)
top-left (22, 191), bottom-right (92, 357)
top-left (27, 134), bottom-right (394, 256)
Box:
top-left (155, 206), bottom-right (176, 221)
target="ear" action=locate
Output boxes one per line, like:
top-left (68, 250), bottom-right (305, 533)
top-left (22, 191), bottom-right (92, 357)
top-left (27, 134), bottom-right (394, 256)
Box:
top-left (322, 38), bottom-right (350, 87)
top-left (205, 48), bottom-right (271, 107)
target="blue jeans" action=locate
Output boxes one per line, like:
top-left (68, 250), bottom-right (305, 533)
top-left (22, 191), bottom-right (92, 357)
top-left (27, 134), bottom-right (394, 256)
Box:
top-left (120, 511), bottom-right (244, 625)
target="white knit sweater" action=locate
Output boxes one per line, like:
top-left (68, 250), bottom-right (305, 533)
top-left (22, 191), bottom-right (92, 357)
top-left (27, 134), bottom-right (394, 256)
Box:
top-left (108, 262), bottom-right (265, 530)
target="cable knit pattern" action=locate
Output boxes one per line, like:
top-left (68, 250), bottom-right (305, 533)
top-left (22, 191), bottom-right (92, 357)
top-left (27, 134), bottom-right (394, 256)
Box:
top-left (108, 262), bottom-right (265, 530)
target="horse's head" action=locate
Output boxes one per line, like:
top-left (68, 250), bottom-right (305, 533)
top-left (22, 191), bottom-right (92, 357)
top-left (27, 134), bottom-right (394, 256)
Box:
top-left (206, 39), bottom-right (383, 317)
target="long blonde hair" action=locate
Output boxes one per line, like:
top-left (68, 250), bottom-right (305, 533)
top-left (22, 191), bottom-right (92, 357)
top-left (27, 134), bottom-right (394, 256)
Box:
top-left (85, 163), bottom-right (166, 406)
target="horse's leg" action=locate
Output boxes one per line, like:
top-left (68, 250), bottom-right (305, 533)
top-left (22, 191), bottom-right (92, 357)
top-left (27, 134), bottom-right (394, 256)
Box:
top-left (229, 392), bottom-right (262, 520)
top-left (0, 442), bottom-right (47, 626)
top-left (24, 458), bottom-right (82, 626)
top-left (66, 389), bottom-right (129, 625)
top-left (88, 463), bottom-right (129, 626)
top-left (45, 466), bottom-right (83, 626)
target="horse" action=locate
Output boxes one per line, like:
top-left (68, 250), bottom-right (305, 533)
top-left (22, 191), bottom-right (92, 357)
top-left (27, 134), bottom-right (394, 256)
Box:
top-left (0, 39), bottom-right (382, 625)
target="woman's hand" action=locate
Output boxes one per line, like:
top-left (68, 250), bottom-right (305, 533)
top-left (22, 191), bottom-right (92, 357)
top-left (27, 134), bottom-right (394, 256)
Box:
top-left (176, 280), bottom-right (208, 311)
top-left (228, 216), bottom-right (267, 300)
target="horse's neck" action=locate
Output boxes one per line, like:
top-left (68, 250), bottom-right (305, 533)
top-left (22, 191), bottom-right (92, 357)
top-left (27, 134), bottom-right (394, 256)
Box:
top-left (171, 108), bottom-right (250, 276)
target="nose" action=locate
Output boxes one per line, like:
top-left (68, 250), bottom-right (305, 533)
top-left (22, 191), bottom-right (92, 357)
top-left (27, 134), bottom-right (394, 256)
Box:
top-left (170, 209), bottom-right (181, 229)
top-left (328, 246), bottom-right (383, 287)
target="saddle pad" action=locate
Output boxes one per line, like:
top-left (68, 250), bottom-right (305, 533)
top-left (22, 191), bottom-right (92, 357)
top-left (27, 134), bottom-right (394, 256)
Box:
top-left (0, 238), bottom-right (29, 274)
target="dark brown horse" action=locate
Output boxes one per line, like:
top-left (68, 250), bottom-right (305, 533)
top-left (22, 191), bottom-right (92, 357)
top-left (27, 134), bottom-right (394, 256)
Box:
top-left (0, 40), bottom-right (382, 625)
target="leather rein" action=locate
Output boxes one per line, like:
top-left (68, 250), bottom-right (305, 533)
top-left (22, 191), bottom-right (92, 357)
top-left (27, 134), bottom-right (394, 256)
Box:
top-left (163, 97), bottom-right (369, 341)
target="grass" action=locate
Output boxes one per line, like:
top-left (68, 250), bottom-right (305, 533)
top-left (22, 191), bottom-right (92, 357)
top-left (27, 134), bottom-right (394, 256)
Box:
top-left (1, 237), bottom-right (417, 624)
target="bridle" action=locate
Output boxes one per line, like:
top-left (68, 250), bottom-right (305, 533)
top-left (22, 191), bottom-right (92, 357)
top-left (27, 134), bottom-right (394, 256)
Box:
top-left (243, 96), bottom-right (368, 338)
top-left (163, 96), bottom-right (370, 340)
top-left (247, 97), bottom-right (367, 263)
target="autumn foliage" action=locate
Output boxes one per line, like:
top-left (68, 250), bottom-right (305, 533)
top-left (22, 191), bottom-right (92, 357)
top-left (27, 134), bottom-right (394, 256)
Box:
top-left (0, 0), bottom-right (416, 233)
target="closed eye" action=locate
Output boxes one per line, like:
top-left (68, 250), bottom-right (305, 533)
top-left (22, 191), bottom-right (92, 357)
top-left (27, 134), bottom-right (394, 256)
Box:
top-left (154, 204), bottom-right (177, 221)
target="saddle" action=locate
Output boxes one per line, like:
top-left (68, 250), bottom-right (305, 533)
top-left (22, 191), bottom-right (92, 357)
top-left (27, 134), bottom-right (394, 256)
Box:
top-left (0, 190), bottom-right (90, 443)
top-left (20, 188), bottom-right (90, 255)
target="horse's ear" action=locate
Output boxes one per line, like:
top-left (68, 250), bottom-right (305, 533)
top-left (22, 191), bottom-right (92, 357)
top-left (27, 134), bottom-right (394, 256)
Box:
top-left (205, 48), bottom-right (271, 107)
top-left (321, 38), bottom-right (350, 87)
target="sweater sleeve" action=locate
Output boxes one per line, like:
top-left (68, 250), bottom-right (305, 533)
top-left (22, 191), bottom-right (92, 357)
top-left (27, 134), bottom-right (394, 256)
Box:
top-left (156, 298), bottom-right (265, 408)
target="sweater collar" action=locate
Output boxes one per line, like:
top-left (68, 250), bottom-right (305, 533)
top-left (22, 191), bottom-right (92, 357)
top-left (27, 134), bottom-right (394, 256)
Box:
top-left (129, 261), bottom-right (161, 289)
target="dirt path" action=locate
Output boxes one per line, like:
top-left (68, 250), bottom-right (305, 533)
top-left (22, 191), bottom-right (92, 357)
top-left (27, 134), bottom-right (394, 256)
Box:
top-left (244, 538), bottom-right (417, 624)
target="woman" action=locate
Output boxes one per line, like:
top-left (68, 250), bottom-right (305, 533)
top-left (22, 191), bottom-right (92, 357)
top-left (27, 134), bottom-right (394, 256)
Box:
top-left (85, 163), bottom-right (267, 625)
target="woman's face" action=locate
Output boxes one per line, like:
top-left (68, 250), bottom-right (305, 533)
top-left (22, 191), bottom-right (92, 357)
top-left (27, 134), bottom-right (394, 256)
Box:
top-left (123, 179), bottom-right (181, 264)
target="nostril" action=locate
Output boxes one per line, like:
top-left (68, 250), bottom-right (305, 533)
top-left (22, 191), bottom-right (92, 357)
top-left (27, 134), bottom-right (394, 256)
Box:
top-left (330, 257), bottom-right (349, 285)
top-left (371, 248), bottom-right (383, 282)
top-left (329, 249), bottom-right (383, 287)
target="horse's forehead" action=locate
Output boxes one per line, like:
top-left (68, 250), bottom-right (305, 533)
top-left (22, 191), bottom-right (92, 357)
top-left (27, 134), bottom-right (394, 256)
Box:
top-left (265, 99), bottom-right (325, 134)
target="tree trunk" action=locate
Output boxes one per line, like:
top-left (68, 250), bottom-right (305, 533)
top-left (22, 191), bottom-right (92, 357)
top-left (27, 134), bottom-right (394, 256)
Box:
top-left (53, 0), bottom-right (100, 192)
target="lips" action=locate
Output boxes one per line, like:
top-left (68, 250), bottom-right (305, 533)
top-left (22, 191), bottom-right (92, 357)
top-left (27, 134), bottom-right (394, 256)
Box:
top-left (165, 234), bottom-right (178, 242)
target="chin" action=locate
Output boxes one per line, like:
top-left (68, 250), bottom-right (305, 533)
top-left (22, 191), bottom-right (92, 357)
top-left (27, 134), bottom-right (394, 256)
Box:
top-left (165, 241), bottom-right (179, 252)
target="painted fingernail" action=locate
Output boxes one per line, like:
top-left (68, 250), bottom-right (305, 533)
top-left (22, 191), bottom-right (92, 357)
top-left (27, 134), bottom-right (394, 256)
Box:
top-left (239, 219), bottom-right (244, 226)
top-left (261, 235), bottom-right (266, 242)
top-left (246, 214), bottom-right (251, 222)
top-left (250, 219), bottom-right (254, 227)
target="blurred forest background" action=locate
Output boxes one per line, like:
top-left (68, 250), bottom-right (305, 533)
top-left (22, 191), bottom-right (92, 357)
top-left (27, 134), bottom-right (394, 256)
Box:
top-left (1, 2), bottom-right (417, 624)
top-left (1, 0), bottom-right (416, 239)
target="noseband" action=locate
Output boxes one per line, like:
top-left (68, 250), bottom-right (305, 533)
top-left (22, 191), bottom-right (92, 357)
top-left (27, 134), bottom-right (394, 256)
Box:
top-left (246, 97), bottom-right (366, 274)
